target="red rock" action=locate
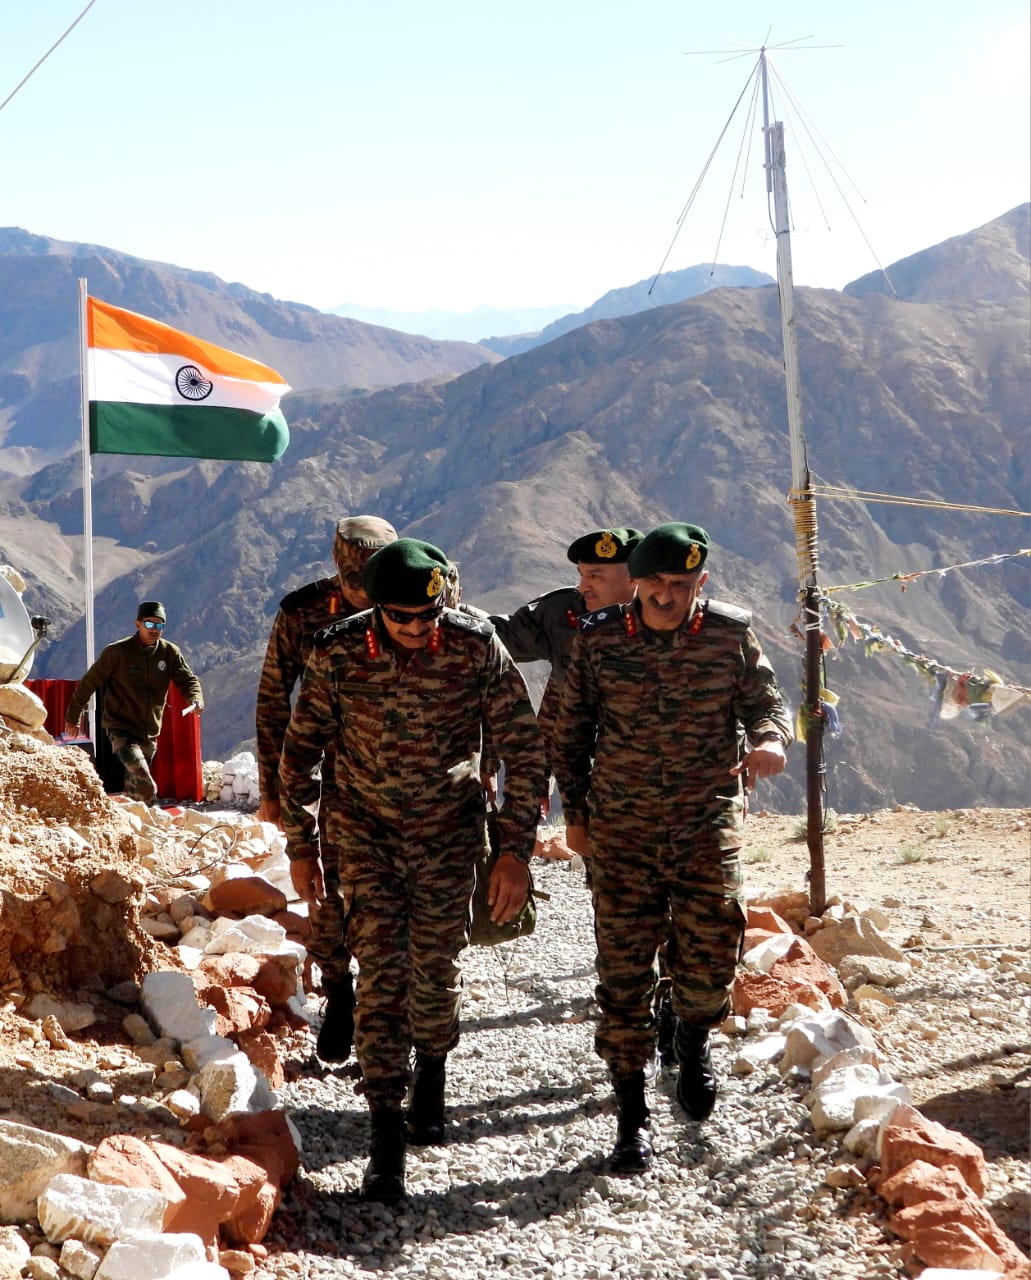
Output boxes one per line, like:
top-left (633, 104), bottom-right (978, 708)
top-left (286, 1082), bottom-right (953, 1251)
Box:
top-left (237, 1027), bottom-right (285, 1090)
top-left (87, 1134), bottom-right (186, 1228)
top-left (731, 968), bottom-right (828, 1018)
top-left (890, 1191), bottom-right (1030, 1271)
top-left (741, 927), bottom-right (777, 955)
top-left (219, 1155), bottom-right (280, 1246)
top-left (877, 1105), bottom-right (988, 1198)
top-left (878, 1158), bottom-right (976, 1208)
top-left (746, 905), bottom-right (794, 935)
top-left (207, 877), bottom-right (288, 917)
top-left (270, 908), bottom-right (310, 944)
top-left (768, 938), bottom-right (846, 1008)
top-left (892, 1216), bottom-right (1008, 1271)
top-left (218, 1111), bottom-right (300, 1188)
top-left (252, 954), bottom-right (301, 1007)
top-left (200, 985), bottom-right (272, 1036)
top-left (196, 953), bottom-right (263, 988)
top-left (149, 1139), bottom-right (242, 1253)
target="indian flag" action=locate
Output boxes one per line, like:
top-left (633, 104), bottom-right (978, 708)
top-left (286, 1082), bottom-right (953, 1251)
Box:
top-left (87, 297), bottom-right (291, 462)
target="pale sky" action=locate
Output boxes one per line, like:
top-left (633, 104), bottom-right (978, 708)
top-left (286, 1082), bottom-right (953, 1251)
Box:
top-left (3, 1), bottom-right (1028, 313)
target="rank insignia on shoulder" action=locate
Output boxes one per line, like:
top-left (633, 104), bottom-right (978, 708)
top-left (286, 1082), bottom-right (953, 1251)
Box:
top-left (704, 599), bottom-right (752, 628)
top-left (445, 609), bottom-right (493, 637)
top-left (577, 604), bottom-right (626, 632)
top-left (314, 611), bottom-right (370, 645)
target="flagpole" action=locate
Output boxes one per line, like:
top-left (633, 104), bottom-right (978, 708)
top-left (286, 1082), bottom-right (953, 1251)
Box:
top-left (77, 278), bottom-right (97, 741)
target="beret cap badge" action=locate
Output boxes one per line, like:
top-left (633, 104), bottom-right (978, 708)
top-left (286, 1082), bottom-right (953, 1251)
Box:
top-left (685, 543), bottom-right (702, 571)
top-left (426, 566), bottom-right (445, 598)
top-left (595, 532), bottom-right (618, 559)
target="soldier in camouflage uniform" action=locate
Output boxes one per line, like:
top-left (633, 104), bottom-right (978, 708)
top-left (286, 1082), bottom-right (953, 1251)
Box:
top-left (490, 527), bottom-right (641, 790)
top-left (552, 522), bottom-right (792, 1173)
top-left (64, 600), bottom-right (203, 805)
top-left (279, 538), bottom-right (544, 1203)
top-left (255, 515), bottom-right (397, 1062)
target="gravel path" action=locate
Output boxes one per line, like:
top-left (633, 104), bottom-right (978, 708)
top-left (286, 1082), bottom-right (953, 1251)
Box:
top-left (257, 859), bottom-right (912, 1280)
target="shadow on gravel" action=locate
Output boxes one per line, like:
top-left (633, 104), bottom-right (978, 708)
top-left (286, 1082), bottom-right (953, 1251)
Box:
top-left (460, 992), bottom-right (595, 1032)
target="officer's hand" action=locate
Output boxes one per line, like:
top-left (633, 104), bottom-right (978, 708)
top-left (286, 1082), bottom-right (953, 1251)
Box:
top-left (257, 797), bottom-right (283, 829)
top-left (563, 822), bottom-right (592, 858)
top-left (289, 855), bottom-right (325, 906)
top-left (731, 741), bottom-right (787, 790)
top-left (62, 722), bottom-right (80, 739)
top-left (487, 852), bottom-right (530, 924)
top-left (481, 772), bottom-right (498, 803)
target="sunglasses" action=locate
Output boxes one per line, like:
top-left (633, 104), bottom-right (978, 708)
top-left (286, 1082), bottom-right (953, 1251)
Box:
top-left (141, 620), bottom-right (165, 631)
top-left (379, 601), bottom-right (445, 625)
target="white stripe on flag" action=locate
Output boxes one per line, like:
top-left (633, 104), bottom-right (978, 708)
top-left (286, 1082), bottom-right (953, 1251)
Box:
top-left (88, 348), bottom-right (287, 414)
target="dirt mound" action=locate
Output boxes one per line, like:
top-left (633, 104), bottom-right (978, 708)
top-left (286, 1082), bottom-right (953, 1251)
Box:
top-left (0, 734), bottom-right (157, 989)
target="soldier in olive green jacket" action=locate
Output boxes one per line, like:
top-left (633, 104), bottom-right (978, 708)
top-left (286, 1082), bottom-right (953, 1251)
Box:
top-left (64, 600), bottom-right (203, 805)
top-left (553, 523), bottom-right (792, 1174)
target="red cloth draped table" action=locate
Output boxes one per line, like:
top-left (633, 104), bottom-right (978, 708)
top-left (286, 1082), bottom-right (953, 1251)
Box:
top-left (25, 677), bottom-right (204, 803)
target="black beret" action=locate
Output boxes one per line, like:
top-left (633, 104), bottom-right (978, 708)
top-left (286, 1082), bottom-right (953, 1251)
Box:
top-left (137, 600), bottom-right (166, 620)
top-left (566, 527), bottom-right (644, 565)
top-left (362, 538), bottom-right (450, 605)
top-left (627, 523), bottom-right (710, 577)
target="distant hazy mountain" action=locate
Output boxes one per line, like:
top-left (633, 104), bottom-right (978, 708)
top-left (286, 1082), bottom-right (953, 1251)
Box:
top-left (328, 303), bottom-right (575, 343)
top-left (6, 210), bottom-right (1029, 816)
top-left (481, 263), bottom-right (775, 355)
top-left (0, 228), bottom-right (498, 460)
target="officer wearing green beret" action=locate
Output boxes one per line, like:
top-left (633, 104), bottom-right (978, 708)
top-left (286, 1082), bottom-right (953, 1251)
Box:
top-left (553, 522), bottom-right (793, 1173)
top-left (279, 538), bottom-right (545, 1204)
top-left (255, 515), bottom-right (398, 1065)
top-left (490, 527), bottom-right (642, 793)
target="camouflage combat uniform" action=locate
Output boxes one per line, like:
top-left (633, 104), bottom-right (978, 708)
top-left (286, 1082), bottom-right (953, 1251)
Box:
top-left (279, 607), bottom-right (544, 1110)
top-left (255, 575), bottom-right (352, 986)
top-left (66, 635), bottom-right (203, 804)
top-left (552, 596), bottom-right (793, 1078)
top-left (490, 586), bottom-right (584, 776)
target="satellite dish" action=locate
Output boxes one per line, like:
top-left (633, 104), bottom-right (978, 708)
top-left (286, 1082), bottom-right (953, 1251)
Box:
top-left (0, 574), bottom-right (36, 681)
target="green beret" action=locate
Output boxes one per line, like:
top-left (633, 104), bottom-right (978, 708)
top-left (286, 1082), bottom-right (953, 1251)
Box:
top-left (362, 538), bottom-right (450, 605)
top-left (566, 527), bottom-right (644, 565)
top-left (627, 523), bottom-right (710, 577)
top-left (137, 600), bottom-right (166, 621)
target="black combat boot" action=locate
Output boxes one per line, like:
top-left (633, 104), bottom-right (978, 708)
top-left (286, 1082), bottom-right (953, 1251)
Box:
top-left (316, 974), bottom-right (355, 1063)
top-left (404, 1051), bottom-right (447, 1145)
top-left (361, 1108), bottom-right (407, 1203)
top-left (609, 1070), bottom-right (653, 1174)
top-left (675, 1022), bottom-right (718, 1121)
top-left (655, 989), bottom-right (676, 1068)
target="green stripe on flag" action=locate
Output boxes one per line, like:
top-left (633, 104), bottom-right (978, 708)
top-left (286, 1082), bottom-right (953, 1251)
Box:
top-left (90, 402), bottom-right (289, 462)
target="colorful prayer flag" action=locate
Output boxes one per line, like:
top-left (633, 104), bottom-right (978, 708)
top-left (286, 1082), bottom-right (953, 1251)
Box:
top-left (86, 297), bottom-right (290, 462)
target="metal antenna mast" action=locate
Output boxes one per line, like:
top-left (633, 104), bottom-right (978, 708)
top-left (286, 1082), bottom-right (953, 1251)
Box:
top-left (760, 47), bottom-right (827, 911)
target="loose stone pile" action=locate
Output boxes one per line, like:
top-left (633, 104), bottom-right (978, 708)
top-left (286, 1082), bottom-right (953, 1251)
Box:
top-left (261, 857), bottom-right (1030, 1280)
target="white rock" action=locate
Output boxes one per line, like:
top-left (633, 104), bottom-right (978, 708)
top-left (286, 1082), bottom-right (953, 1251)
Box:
top-left (37, 1174), bottom-right (166, 1247)
top-left (193, 1051), bottom-right (277, 1121)
top-left (140, 972), bottom-right (216, 1044)
top-left (0, 1224), bottom-right (31, 1273)
top-left (59, 1237), bottom-right (104, 1279)
top-left (740, 934), bottom-right (796, 973)
top-left (23, 995), bottom-right (97, 1032)
top-left (842, 1116), bottom-right (880, 1158)
top-left (0, 1119), bottom-right (93, 1223)
top-left (94, 1231), bottom-right (207, 1280)
top-left (732, 1034), bottom-right (787, 1075)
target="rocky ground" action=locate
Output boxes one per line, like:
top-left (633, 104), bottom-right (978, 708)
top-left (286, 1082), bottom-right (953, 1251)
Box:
top-left (0, 747), bottom-right (1026, 1279)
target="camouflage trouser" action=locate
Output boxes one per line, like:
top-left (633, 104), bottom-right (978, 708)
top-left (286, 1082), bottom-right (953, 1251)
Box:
top-left (590, 824), bottom-right (746, 1078)
top-left (107, 733), bottom-right (158, 805)
top-left (338, 806), bottom-right (484, 1110)
top-left (305, 789), bottom-right (353, 988)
